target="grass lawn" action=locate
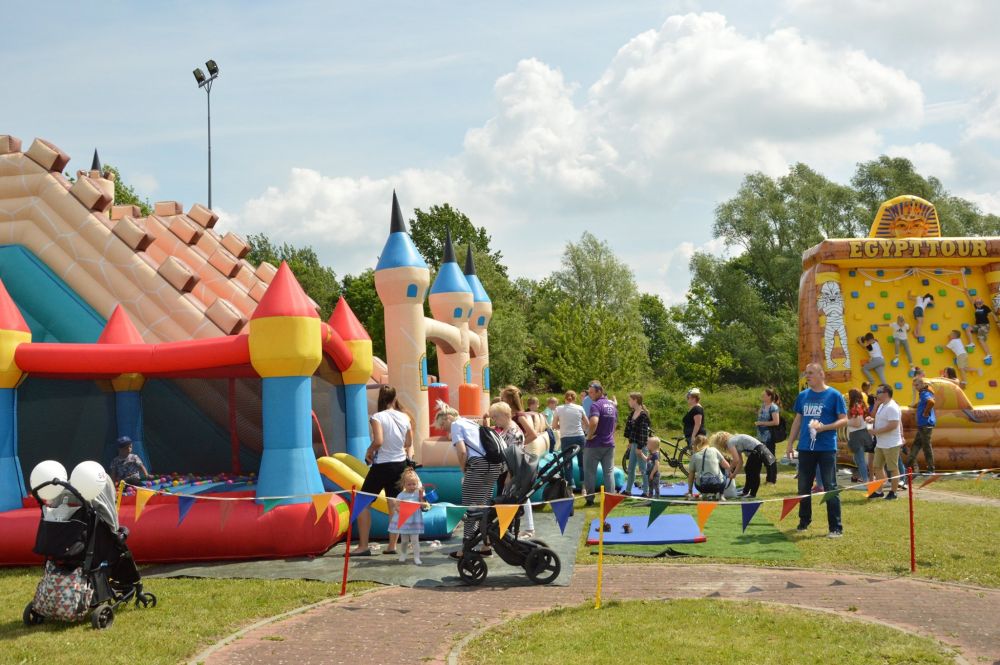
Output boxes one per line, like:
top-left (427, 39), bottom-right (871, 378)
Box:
top-left (923, 476), bottom-right (1000, 499)
top-left (460, 598), bottom-right (956, 665)
top-left (0, 568), bottom-right (373, 665)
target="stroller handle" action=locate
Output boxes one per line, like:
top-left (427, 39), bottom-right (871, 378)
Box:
top-left (30, 479), bottom-right (89, 507)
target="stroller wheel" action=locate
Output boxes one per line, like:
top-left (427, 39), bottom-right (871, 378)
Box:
top-left (22, 603), bottom-right (44, 626)
top-left (138, 592), bottom-right (157, 608)
top-left (91, 605), bottom-right (114, 630)
top-left (456, 552), bottom-right (488, 586)
top-left (525, 547), bottom-right (561, 585)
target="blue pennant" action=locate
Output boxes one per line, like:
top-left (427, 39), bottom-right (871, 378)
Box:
top-left (177, 495), bottom-right (196, 526)
top-left (741, 501), bottom-right (762, 532)
top-left (550, 498), bottom-right (574, 535)
top-left (350, 493), bottom-right (378, 524)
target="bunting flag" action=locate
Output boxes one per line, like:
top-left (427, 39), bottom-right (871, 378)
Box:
top-left (395, 500), bottom-right (421, 529)
top-left (918, 474), bottom-right (941, 490)
top-left (115, 480), bottom-right (125, 513)
top-left (866, 480), bottom-right (883, 497)
top-left (135, 488), bottom-right (155, 522)
top-left (779, 497), bottom-right (801, 521)
top-left (820, 488), bottom-right (842, 504)
top-left (312, 493), bottom-right (334, 524)
top-left (494, 504), bottom-right (520, 535)
top-left (349, 493), bottom-right (378, 524)
top-left (218, 501), bottom-right (235, 531)
top-left (177, 496), bottom-right (196, 526)
top-left (550, 498), bottom-right (574, 534)
top-left (741, 502), bottom-right (762, 532)
top-left (261, 498), bottom-right (283, 515)
top-left (602, 493), bottom-right (626, 519)
top-left (646, 499), bottom-right (670, 527)
top-left (696, 502), bottom-right (717, 531)
top-left (444, 505), bottom-right (468, 533)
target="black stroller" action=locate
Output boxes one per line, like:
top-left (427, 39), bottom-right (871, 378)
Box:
top-left (456, 443), bottom-right (580, 586)
top-left (23, 477), bottom-right (156, 629)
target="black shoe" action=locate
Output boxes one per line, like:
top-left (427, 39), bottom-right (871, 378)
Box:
top-left (796, 522), bottom-right (810, 532)
top-left (885, 492), bottom-right (898, 500)
top-left (869, 491), bottom-right (885, 499)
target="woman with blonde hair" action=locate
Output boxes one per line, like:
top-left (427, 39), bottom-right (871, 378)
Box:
top-left (687, 434), bottom-right (731, 500)
top-left (500, 385), bottom-right (548, 457)
top-left (709, 431), bottom-right (775, 499)
top-left (489, 401), bottom-right (535, 538)
top-left (435, 401), bottom-right (502, 557)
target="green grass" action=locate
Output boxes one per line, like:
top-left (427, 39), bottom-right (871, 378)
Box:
top-left (460, 599), bottom-right (955, 665)
top-left (923, 476), bottom-right (1000, 499)
top-left (0, 568), bottom-right (374, 665)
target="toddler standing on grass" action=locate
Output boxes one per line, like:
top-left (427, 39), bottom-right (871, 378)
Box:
top-left (642, 436), bottom-right (662, 497)
top-left (388, 468), bottom-right (430, 565)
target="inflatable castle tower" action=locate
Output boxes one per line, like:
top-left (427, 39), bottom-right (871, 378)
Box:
top-left (373, 193), bottom-right (491, 463)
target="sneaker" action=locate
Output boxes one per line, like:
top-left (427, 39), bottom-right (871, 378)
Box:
top-left (827, 530), bottom-right (843, 539)
top-left (885, 492), bottom-right (898, 500)
top-left (869, 491), bottom-right (885, 499)
top-left (796, 522), bottom-right (810, 532)
top-left (518, 530), bottom-right (535, 540)
top-left (897, 482), bottom-right (907, 490)
top-left (414, 558), bottom-right (422, 565)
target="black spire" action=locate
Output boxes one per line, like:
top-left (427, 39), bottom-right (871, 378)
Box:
top-left (441, 228), bottom-right (457, 264)
top-left (390, 190), bottom-right (407, 233)
top-left (463, 245), bottom-right (476, 275)
top-left (91, 149), bottom-right (101, 172)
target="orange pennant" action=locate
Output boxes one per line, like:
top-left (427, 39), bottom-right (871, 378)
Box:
top-left (866, 480), bottom-right (884, 497)
top-left (602, 493), bottom-right (626, 520)
top-left (312, 493), bottom-right (334, 524)
top-left (494, 504), bottom-right (520, 535)
top-left (917, 474), bottom-right (941, 490)
top-left (135, 488), bottom-right (155, 522)
top-left (395, 500), bottom-right (421, 529)
top-left (696, 502), bottom-right (717, 532)
top-left (218, 501), bottom-right (235, 531)
top-left (779, 497), bottom-right (801, 521)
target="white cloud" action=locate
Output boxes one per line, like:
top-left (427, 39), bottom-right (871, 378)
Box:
top-left (129, 173), bottom-right (159, 195)
top-left (957, 190), bottom-right (1000, 216)
top-left (884, 142), bottom-right (955, 179)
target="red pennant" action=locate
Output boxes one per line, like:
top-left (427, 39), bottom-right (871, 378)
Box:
top-left (602, 493), bottom-right (625, 519)
top-left (395, 500), bottom-right (420, 528)
top-left (917, 474), bottom-right (941, 490)
top-left (780, 497), bottom-right (801, 522)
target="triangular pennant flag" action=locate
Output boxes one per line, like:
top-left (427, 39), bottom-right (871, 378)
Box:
top-left (866, 480), bottom-right (883, 497)
top-left (918, 474), bottom-right (941, 490)
top-left (602, 493), bottom-right (626, 519)
top-left (647, 499), bottom-right (670, 527)
top-left (177, 495), bottom-right (196, 526)
top-left (395, 500), bottom-right (420, 529)
top-left (779, 497), bottom-right (801, 522)
top-left (744, 586), bottom-right (763, 593)
top-left (785, 581), bottom-right (803, 589)
top-left (741, 502), bottom-right (762, 532)
top-left (444, 504), bottom-right (468, 533)
top-left (261, 498), bottom-right (283, 514)
top-left (820, 488), bottom-right (842, 504)
top-left (312, 493), bottom-right (334, 524)
top-left (550, 498), bottom-right (574, 534)
top-left (494, 504), bottom-right (520, 535)
top-left (349, 493), bottom-right (378, 524)
top-left (135, 488), bottom-right (155, 522)
top-left (696, 502), bottom-right (717, 531)
top-left (218, 500), bottom-right (235, 531)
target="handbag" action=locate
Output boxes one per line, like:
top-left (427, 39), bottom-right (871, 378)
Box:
top-left (32, 561), bottom-right (93, 621)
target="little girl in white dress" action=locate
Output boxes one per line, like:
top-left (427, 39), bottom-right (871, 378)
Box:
top-left (388, 468), bottom-right (430, 564)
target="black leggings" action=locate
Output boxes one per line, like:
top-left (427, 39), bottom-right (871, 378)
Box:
top-left (743, 445), bottom-right (777, 497)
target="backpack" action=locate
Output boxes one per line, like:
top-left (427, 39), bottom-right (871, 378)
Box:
top-left (770, 414), bottom-right (788, 444)
top-left (476, 425), bottom-right (507, 465)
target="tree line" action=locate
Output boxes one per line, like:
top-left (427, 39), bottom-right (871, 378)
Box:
top-left (244, 156), bottom-right (1000, 398)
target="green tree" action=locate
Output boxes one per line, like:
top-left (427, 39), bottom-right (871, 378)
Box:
top-left (486, 307), bottom-right (531, 389)
top-left (409, 203), bottom-right (505, 273)
top-left (340, 269), bottom-right (385, 359)
top-left (549, 232), bottom-right (640, 312)
top-left (638, 294), bottom-right (690, 386)
top-left (245, 233), bottom-right (339, 319)
top-left (104, 165), bottom-right (152, 216)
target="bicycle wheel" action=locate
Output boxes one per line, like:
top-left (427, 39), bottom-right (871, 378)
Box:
top-left (676, 445), bottom-right (690, 476)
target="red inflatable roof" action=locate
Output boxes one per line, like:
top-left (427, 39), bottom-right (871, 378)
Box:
top-left (0, 279), bottom-right (29, 333)
top-left (250, 261), bottom-right (319, 320)
top-left (97, 305), bottom-right (145, 345)
top-left (328, 296), bottom-right (370, 342)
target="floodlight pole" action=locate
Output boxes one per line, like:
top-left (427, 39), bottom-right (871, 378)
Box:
top-left (198, 75), bottom-right (217, 209)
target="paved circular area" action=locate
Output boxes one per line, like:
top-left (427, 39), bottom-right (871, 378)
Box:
top-left (196, 564), bottom-right (1000, 665)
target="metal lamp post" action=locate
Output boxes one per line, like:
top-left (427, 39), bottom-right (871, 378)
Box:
top-left (192, 60), bottom-right (220, 209)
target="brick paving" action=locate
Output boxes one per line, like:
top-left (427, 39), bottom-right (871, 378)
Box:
top-left (197, 564), bottom-right (1000, 665)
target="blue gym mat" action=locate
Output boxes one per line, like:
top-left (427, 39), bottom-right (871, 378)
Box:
top-left (626, 482), bottom-right (696, 497)
top-left (586, 514), bottom-right (706, 545)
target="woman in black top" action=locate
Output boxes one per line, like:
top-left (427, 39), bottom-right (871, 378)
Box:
top-left (623, 392), bottom-right (652, 496)
top-left (682, 388), bottom-right (706, 448)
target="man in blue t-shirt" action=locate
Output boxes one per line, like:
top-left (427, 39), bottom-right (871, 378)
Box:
top-left (787, 363), bottom-right (848, 537)
top-left (907, 378), bottom-right (936, 474)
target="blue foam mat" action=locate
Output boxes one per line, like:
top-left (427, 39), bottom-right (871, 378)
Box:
top-left (586, 514), bottom-right (706, 545)
top-left (626, 482), bottom-right (697, 497)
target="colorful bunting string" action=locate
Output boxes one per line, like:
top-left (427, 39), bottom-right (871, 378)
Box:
top-left (349, 493), bottom-right (377, 524)
top-left (696, 502), bottom-right (717, 531)
top-left (395, 500), bottom-right (421, 529)
top-left (820, 488), bottom-right (842, 504)
top-left (494, 504), bottom-right (520, 534)
top-left (312, 493), bottom-right (334, 524)
top-left (260, 498), bottom-right (283, 515)
top-left (865, 480), bottom-right (883, 497)
top-left (444, 505), bottom-right (468, 533)
top-left (218, 500), bottom-right (235, 531)
top-left (177, 495), bottom-right (196, 525)
top-left (550, 498), bottom-right (574, 534)
top-left (602, 493), bottom-right (625, 519)
top-left (779, 497), bottom-right (801, 521)
top-left (135, 488), bottom-right (155, 522)
top-left (918, 474), bottom-right (941, 490)
top-left (740, 502), bottom-right (762, 532)
top-left (646, 499), bottom-right (670, 527)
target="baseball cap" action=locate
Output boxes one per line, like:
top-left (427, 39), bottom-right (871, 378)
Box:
top-left (116, 436), bottom-right (133, 447)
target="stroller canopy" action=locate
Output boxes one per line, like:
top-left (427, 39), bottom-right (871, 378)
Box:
top-left (501, 445), bottom-right (538, 500)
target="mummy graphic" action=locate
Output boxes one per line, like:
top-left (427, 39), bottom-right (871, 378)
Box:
top-left (817, 280), bottom-right (850, 370)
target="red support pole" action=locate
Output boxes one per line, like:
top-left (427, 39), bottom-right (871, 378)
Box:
top-left (907, 466), bottom-right (916, 573)
top-left (340, 487), bottom-right (356, 596)
top-left (312, 410), bottom-right (330, 458)
top-left (228, 378), bottom-right (241, 475)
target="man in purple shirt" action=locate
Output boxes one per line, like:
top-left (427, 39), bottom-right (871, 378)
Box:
top-left (583, 381), bottom-right (618, 506)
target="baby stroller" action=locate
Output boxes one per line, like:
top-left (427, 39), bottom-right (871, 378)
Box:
top-left (23, 477), bottom-right (156, 629)
top-left (456, 442), bottom-right (580, 586)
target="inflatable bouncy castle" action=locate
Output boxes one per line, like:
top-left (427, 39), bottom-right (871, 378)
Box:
top-left (799, 195), bottom-right (1000, 470)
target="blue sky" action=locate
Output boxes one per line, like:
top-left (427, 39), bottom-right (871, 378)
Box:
top-left (6, 1), bottom-right (1000, 302)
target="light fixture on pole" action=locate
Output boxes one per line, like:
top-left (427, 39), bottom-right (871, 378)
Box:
top-left (192, 59), bottom-right (220, 209)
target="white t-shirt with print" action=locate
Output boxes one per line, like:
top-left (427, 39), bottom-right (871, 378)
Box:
top-left (874, 399), bottom-right (903, 448)
top-left (892, 322), bottom-right (910, 341)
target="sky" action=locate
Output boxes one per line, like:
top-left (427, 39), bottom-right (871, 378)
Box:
top-left (5, 1), bottom-right (1000, 303)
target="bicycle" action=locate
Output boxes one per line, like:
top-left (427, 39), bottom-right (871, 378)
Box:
top-left (621, 435), bottom-right (690, 485)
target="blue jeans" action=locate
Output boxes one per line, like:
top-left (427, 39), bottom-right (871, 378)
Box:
top-left (852, 447), bottom-right (869, 482)
top-left (561, 435), bottom-right (586, 489)
top-left (796, 450), bottom-right (842, 532)
top-left (624, 443), bottom-right (649, 495)
top-left (583, 446), bottom-right (615, 504)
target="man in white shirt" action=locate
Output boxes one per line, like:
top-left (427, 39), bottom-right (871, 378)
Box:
top-left (870, 384), bottom-right (903, 500)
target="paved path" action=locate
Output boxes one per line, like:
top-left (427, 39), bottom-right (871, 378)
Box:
top-left (916, 489), bottom-right (1000, 508)
top-left (196, 564), bottom-right (1000, 665)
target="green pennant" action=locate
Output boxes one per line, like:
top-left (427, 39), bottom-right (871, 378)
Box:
top-left (647, 499), bottom-right (670, 527)
top-left (261, 498), bottom-right (283, 514)
top-left (445, 505), bottom-right (468, 533)
top-left (820, 488), bottom-right (843, 504)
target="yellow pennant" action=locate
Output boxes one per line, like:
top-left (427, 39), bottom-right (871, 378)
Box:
top-left (312, 493), bottom-right (334, 524)
top-left (115, 481), bottom-right (125, 513)
top-left (135, 488), bottom-right (155, 522)
top-left (696, 502), bottom-right (717, 532)
top-left (494, 504), bottom-right (520, 535)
